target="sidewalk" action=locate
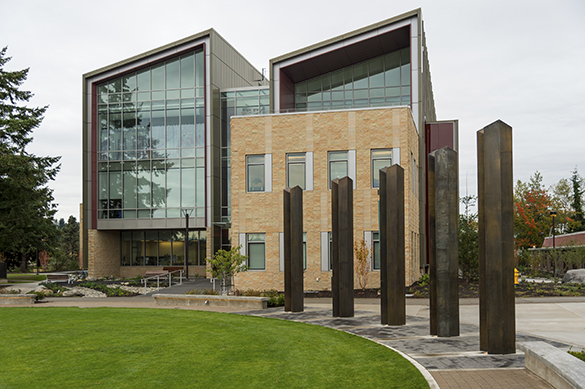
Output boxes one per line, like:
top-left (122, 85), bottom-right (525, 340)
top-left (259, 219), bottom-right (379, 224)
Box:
top-left (6, 282), bottom-right (585, 388)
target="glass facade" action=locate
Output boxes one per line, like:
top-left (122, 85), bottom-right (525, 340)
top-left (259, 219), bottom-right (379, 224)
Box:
top-left (96, 49), bottom-right (205, 219)
top-left (220, 88), bottom-right (269, 222)
top-left (294, 48), bottom-right (410, 112)
top-left (120, 229), bottom-right (206, 266)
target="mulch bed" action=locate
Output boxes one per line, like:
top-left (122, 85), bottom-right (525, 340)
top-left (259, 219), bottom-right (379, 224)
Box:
top-left (304, 280), bottom-right (585, 299)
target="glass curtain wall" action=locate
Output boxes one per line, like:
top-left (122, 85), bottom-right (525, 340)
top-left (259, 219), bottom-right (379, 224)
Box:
top-left (294, 47), bottom-right (410, 112)
top-left (120, 229), bottom-right (207, 266)
top-left (220, 88), bottom-right (269, 223)
top-left (96, 49), bottom-right (205, 219)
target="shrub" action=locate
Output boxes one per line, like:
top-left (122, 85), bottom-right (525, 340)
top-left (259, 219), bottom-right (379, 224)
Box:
top-left (39, 281), bottom-right (67, 296)
top-left (568, 347), bottom-right (585, 362)
top-left (418, 273), bottom-right (430, 287)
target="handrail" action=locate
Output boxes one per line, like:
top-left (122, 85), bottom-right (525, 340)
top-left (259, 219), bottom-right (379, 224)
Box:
top-left (142, 270), bottom-right (183, 294)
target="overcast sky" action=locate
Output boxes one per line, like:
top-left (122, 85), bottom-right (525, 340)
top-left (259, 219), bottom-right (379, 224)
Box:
top-left (2, 0), bottom-right (584, 221)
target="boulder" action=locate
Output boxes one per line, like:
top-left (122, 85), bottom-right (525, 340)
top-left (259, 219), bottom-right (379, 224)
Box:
top-left (562, 269), bottom-right (585, 284)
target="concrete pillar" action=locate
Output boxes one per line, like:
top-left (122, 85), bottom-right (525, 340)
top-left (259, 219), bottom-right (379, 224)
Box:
top-left (379, 166), bottom-right (405, 325)
top-left (331, 177), bottom-right (354, 317)
top-left (431, 147), bottom-right (459, 337)
top-left (477, 120), bottom-right (515, 354)
top-left (283, 186), bottom-right (304, 312)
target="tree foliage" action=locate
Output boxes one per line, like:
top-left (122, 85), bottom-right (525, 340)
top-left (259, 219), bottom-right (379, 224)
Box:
top-left (206, 245), bottom-right (248, 294)
top-left (568, 168), bottom-right (584, 232)
top-left (458, 195), bottom-right (479, 282)
top-left (0, 46), bottom-right (60, 271)
top-left (514, 172), bottom-right (555, 250)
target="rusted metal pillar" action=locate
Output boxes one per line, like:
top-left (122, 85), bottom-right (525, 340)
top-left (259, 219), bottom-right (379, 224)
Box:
top-left (477, 120), bottom-right (515, 354)
top-left (428, 153), bottom-right (437, 335)
top-left (283, 186), bottom-right (304, 312)
top-left (379, 165), bottom-right (405, 325)
top-left (431, 147), bottom-right (459, 337)
top-left (331, 177), bottom-right (354, 317)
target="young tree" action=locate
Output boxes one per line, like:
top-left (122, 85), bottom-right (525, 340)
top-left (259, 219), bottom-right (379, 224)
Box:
top-left (206, 246), bottom-right (248, 294)
top-left (354, 238), bottom-right (371, 290)
top-left (458, 195), bottom-right (479, 282)
top-left (0, 47), bottom-right (61, 271)
top-left (514, 172), bottom-right (554, 250)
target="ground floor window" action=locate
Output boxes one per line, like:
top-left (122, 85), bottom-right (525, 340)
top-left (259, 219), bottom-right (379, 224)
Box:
top-left (372, 232), bottom-right (380, 270)
top-left (121, 229), bottom-right (206, 266)
top-left (247, 233), bottom-right (265, 270)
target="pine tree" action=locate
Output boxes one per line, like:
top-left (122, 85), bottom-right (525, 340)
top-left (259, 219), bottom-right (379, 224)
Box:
top-left (0, 46), bottom-right (61, 271)
top-left (568, 168), bottom-right (585, 232)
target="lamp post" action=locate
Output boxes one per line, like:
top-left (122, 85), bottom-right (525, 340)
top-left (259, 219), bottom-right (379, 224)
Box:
top-left (182, 209), bottom-right (193, 279)
top-left (550, 211), bottom-right (557, 249)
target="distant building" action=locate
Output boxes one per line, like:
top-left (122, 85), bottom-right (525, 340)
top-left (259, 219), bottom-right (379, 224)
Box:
top-left (82, 8), bottom-right (457, 290)
top-left (542, 231), bottom-right (585, 248)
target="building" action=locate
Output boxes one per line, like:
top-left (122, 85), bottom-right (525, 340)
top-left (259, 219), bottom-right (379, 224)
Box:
top-left (82, 8), bottom-right (457, 289)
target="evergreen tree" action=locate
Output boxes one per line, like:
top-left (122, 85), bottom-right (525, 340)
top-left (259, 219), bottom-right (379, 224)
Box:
top-left (568, 168), bottom-right (584, 232)
top-left (0, 46), bottom-right (61, 271)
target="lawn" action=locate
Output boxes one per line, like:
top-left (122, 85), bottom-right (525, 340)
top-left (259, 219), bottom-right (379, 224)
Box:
top-left (0, 308), bottom-right (427, 389)
top-left (6, 273), bottom-right (47, 282)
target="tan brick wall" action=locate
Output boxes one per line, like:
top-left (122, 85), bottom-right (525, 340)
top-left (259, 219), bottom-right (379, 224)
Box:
top-left (88, 230), bottom-right (120, 278)
top-left (230, 107), bottom-right (421, 291)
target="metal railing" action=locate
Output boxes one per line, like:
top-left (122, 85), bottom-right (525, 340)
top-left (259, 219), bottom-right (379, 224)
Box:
top-left (142, 270), bottom-right (183, 294)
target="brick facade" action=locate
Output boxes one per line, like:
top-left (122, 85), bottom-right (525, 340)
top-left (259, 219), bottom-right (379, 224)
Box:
top-left (87, 230), bottom-right (120, 278)
top-left (231, 107), bottom-right (421, 291)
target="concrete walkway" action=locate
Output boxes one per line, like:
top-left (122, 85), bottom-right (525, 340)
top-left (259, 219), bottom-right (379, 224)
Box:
top-left (4, 282), bottom-right (585, 388)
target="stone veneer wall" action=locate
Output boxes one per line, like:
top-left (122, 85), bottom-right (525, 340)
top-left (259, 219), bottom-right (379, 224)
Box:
top-left (230, 107), bottom-right (420, 291)
top-left (88, 230), bottom-right (120, 278)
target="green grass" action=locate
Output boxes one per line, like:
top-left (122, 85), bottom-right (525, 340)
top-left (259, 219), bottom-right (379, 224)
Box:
top-left (0, 308), bottom-right (427, 389)
top-left (6, 273), bottom-right (46, 282)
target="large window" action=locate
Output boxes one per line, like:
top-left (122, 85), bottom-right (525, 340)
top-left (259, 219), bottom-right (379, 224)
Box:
top-left (287, 153), bottom-right (306, 189)
top-left (328, 151), bottom-right (348, 189)
top-left (120, 229), bottom-right (206, 266)
top-left (371, 149), bottom-right (393, 188)
top-left (294, 48), bottom-right (411, 112)
top-left (96, 49), bottom-right (205, 220)
top-left (247, 233), bottom-right (266, 270)
top-left (246, 155), bottom-right (265, 192)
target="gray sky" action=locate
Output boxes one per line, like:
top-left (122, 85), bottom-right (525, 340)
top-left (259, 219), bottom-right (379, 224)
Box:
top-left (2, 0), bottom-right (584, 221)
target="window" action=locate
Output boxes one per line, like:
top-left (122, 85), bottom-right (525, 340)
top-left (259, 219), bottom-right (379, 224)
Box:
top-left (287, 153), bottom-right (305, 189)
top-left (371, 149), bottom-right (392, 188)
top-left (279, 231), bottom-right (307, 271)
top-left (372, 232), bottom-right (380, 270)
top-left (246, 155), bottom-right (265, 192)
top-left (328, 151), bottom-right (348, 189)
top-left (247, 233), bottom-right (265, 270)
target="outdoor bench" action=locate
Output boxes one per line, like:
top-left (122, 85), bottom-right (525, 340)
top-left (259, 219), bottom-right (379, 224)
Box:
top-left (46, 274), bottom-right (71, 283)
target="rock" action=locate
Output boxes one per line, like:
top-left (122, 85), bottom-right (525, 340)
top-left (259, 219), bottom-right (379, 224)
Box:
top-left (86, 276), bottom-right (96, 281)
top-left (562, 269), bottom-right (585, 284)
top-left (62, 289), bottom-right (84, 297)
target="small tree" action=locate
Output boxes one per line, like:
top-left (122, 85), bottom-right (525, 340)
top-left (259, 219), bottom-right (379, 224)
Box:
top-left (354, 238), bottom-right (371, 290)
top-left (206, 245), bottom-right (248, 295)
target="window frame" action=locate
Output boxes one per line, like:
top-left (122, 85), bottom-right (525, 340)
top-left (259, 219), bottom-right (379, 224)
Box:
top-left (286, 153), bottom-right (306, 190)
top-left (247, 233), bottom-right (266, 270)
top-left (246, 155), bottom-right (265, 192)
top-left (328, 150), bottom-right (349, 189)
top-left (371, 149), bottom-right (393, 189)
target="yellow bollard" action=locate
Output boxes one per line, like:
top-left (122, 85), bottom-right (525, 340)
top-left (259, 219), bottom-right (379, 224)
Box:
top-left (514, 268), bottom-right (519, 285)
